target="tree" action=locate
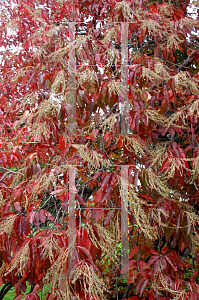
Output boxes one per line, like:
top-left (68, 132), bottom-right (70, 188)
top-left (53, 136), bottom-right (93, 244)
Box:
top-left (0, 0), bottom-right (199, 299)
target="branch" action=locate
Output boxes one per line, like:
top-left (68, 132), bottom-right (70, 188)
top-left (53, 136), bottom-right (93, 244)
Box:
top-left (0, 167), bottom-right (24, 182)
top-left (0, 88), bottom-right (11, 99)
top-left (123, 283), bottom-right (132, 299)
top-left (0, 282), bottom-right (12, 300)
top-left (0, 166), bottom-right (24, 176)
top-left (178, 57), bottom-right (194, 72)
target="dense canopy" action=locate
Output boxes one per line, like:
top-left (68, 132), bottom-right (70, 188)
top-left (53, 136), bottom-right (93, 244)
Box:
top-left (0, 0), bottom-right (199, 299)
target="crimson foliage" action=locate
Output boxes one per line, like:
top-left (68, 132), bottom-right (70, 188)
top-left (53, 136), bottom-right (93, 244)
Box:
top-left (0, 0), bottom-right (199, 299)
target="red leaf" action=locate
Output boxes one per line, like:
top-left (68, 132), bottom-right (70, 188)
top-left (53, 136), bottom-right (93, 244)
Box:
top-left (0, 182), bottom-right (11, 192)
top-left (138, 261), bottom-right (150, 271)
top-left (104, 210), bottom-right (114, 225)
top-left (13, 295), bottom-right (24, 300)
top-left (94, 209), bottom-right (103, 222)
top-left (165, 255), bottom-right (178, 271)
top-left (92, 172), bottom-right (101, 181)
top-left (80, 227), bottom-right (92, 251)
top-left (101, 174), bottom-right (110, 190)
top-left (32, 284), bottom-right (39, 293)
top-left (159, 157), bottom-right (170, 173)
top-left (28, 211), bottom-right (36, 225)
top-left (46, 293), bottom-right (54, 300)
top-left (77, 246), bottom-right (93, 261)
top-left (139, 194), bottom-right (152, 200)
top-left (129, 246), bottom-right (139, 259)
top-left (94, 189), bottom-right (102, 203)
top-left (168, 127), bottom-right (175, 137)
top-left (95, 53), bottom-right (101, 64)
top-left (136, 278), bottom-right (149, 297)
top-left (148, 255), bottom-right (159, 266)
top-left (76, 193), bottom-right (86, 206)
top-left (117, 137), bottom-right (123, 150)
top-left (59, 136), bottom-right (67, 161)
top-left (161, 49), bottom-right (168, 60)
top-left (50, 188), bottom-right (64, 195)
top-left (45, 211), bottom-right (54, 222)
top-left (39, 210), bottom-right (46, 223)
top-left (160, 99), bottom-right (168, 114)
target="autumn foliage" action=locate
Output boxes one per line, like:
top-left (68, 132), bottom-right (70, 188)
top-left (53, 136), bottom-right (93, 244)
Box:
top-left (0, 0), bottom-right (199, 299)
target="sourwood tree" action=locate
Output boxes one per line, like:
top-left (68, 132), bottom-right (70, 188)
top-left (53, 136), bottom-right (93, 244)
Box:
top-left (0, 0), bottom-right (199, 299)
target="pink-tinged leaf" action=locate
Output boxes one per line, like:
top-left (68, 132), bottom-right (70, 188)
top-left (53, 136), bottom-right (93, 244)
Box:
top-left (164, 275), bottom-right (173, 287)
top-left (92, 172), bottom-right (101, 181)
top-left (77, 246), bottom-right (93, 261)
top-left (168, 127), bottom-right (175, 137)
top-left (135, 113), bottom-right (140, 133)
top-left (39, 210), bottom-right (46, 223)
top-left (34, 212), bottom-right (40, 230)
top-left (187, 127), bottom-right (195, 135)
top-left (136, 278), bottom-right (149, 297)
top-left (153, 259), bottom-right (160, 275)
top-left (101, 174), bottom-right (110, 189)
top-left (3, 201), bottom-right (11, 214)
top-left (161, 49), bottom-right (168, 60)
top-left (28, 211), bottom-right (36, 225)
top-left (32, 284), bottom-right (39, 293)
top-left (0, 182), bottom-right (11, 192)
top-left (50, 188), bottom-right (63, 195)
top-left (101, 186), bottom-right (112, 203)
top-left (13, 295), bottom-right (24, 300)
top-left (94, 209), bottom-right (103, 222)
top-left (76, 193), bottom-right (86, 206)
top-left (29, 152), bottom-right (37, 162)
top-left (165, 255), bottom-right (178, 271)
top-left (15, 281), bottom-right (22, 294)
top-left (129, 246), bottom-right (139, 259)
top-left (95, 53), bottom-right (101, 64)
top-left (45, 211), bottom-right (54, 222)
top-left (148, 255), bottom-right (159, 266)
top-left (14, 202), bottom-right (21, 212)
top-left (46, 293), bottom-right (54, 300)
top-left (94, 189), bottom-right (102, 203)
top-left (104, 210), bottom-right (114, 225)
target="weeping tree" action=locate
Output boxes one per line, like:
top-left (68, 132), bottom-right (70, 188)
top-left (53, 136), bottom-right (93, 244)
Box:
top-left (0, 0), bottom-right (199, 299)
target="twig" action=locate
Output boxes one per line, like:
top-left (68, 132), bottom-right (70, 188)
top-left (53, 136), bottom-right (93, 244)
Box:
top-left (178, 57), bottom-right (194, 72)
top-left (0, 166), bottom-right (24, 176)
top-left (0, 167), bottom-right (24, 182)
